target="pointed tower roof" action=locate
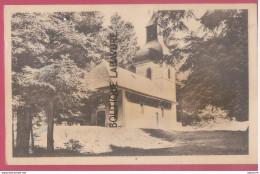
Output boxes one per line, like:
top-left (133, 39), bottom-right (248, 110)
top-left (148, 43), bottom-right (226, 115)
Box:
top-left (146, 13), bottom-right (157, 26)
top-left (146, 12), bottom-right (163, 28)
top-left (134, 12), bottom-right (163, 63)
top-left (134, 41), bottom-right (163, 63)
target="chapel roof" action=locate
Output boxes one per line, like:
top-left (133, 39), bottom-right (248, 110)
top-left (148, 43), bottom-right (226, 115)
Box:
top-left (88, 60), bottom-right (175, 103)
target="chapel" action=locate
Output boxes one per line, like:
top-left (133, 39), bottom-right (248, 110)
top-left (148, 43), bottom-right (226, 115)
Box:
top-left (84, 14), bottom-right (178, 128)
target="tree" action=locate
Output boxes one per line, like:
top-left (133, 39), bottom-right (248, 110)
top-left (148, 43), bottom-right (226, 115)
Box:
top-left (156, 10), bottom-right (248, 123)
top-left (108, 13), bottom-right (139, 69)
top-left (17, 54), bottom-right (89, 152)
top-left (154, 10), bottom-right (194, 66)
top-left (12, 12), bottom-right (103, 155)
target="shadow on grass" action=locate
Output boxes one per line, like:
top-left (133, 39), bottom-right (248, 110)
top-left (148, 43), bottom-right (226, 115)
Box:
top-left (141, 129), bottom-right (249, 155)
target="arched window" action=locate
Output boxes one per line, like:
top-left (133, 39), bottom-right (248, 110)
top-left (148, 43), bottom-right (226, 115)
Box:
top-left (140, 102), bottom-right (144, 114)
top-left (147, 68), bottom-right (152, 79)
top-left (168, 69), bottom-right (171, 79)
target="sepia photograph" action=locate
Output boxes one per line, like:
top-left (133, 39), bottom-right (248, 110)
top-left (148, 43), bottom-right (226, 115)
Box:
top-left (4, 4), bottom-right (257, 165)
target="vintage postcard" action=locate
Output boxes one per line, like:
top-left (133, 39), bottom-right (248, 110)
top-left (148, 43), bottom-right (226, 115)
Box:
top-left (4, 4), bottom-right (257, 165)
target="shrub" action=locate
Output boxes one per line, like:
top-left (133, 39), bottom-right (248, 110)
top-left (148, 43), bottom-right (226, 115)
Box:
top-left (64, 139), bottom-right (83, 152)
top-left (193, 105), bottom-right (230, 128)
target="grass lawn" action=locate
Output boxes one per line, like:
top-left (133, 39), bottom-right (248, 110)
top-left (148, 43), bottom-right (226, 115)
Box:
top-left (28, 128), bottom-right (248, 157)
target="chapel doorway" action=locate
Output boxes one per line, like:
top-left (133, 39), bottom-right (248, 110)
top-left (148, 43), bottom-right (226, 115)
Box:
top-left (97, 110), bottom-right (106, 127)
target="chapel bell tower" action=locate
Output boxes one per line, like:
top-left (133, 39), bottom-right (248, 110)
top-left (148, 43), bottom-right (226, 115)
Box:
top-left (133, 13), bottom-right (176, 102)
top-left (146, 22), bottom-right (157, 42)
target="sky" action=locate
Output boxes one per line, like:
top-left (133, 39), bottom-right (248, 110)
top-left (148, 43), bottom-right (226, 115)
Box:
top-left (102, 8), bottom-right (207, 47)
top-left (100, 8), bottom-right (209, 83)
top-left (101, 8), bottom-right (208, 82)
top-left (102, 8), bottom-right (152, 47)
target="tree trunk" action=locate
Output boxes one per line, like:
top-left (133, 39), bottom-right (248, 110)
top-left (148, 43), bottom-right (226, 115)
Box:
top-left (16, 107), bottom-right (31, 157)
top-left (12, 111), bottom-right (15, 156)
top-left (30, 111), bottom-right (34, 152)
top-left (47, 98), bottom-right (54, 154)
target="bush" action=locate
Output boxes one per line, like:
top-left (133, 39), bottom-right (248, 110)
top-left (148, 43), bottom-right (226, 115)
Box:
top-left (193, 105), bottom-right (230, 128)
top-left (179, 111), bottom-right (201, 126)
top-left (64, 139), bottom-right (83, 152)
top-left (180, 105), bottom-right (230, 127)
